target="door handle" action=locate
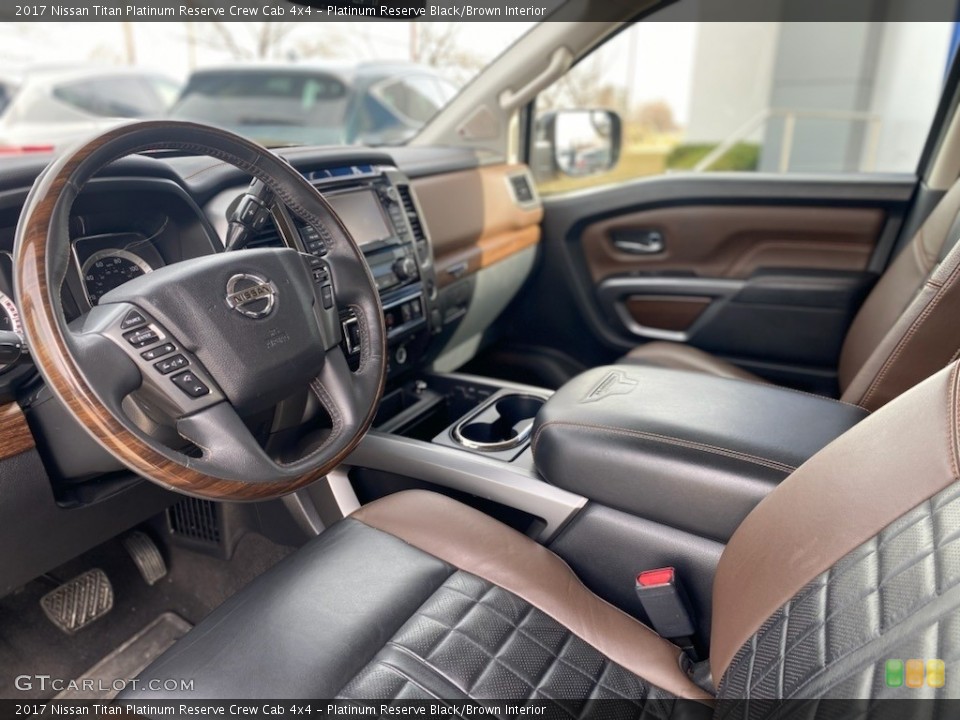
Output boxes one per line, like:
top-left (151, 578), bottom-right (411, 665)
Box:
top-left (611, 230), bottom-right (665, 255)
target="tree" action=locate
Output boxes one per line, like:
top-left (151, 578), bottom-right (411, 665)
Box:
top-left (537, 54), bottom-right (624, 112)
top-left (633, 100), bottom-right (678, 134)
top-left (189, 22), bottom-right (347, 62)
top-left (409, 23), bottom-right (483, 84)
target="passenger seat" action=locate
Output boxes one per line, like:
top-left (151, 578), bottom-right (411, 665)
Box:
top-left (622, 182), bottom-right (960, 411)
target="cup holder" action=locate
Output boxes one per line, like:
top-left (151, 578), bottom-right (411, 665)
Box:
top-left (453, 393), bottom-right (546, 451)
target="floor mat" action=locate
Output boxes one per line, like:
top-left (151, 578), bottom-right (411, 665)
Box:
top-left (54, 613), bottom-right (192, 700)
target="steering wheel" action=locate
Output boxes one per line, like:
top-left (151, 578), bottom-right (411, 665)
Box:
top-left (14, 121), bottom-right (386, 501)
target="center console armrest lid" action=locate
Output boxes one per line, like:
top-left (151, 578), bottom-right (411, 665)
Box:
top-left (531, 365), bottom-right (867, 541)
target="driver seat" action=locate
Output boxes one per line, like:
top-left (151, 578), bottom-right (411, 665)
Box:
top-left (122, 361), bottom-right (960, 702)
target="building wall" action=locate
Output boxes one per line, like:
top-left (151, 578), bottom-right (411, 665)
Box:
top-left (684, 23), bottom-right (780, 145)
top-left (684, 18), bottom-right (954, 174)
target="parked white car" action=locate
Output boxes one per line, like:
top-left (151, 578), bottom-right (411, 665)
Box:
top-left (0, 67), bottom-right (179, 153)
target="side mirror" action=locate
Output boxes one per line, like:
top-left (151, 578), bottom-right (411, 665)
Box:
top-left (534, 109), bottom-right (622, 180)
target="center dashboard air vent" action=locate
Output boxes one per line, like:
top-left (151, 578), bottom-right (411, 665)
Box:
top-left (397, 185), bottom-right (426, 243)
top-left (396, 184), bottom-right (431, 265)
top-left (246, 217), bottom-right (283, 248)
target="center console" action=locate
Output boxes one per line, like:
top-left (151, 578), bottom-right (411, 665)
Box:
top-left (263, 164), bottom-right (442, 380)
top-left (343, 361), bottom-right (870, 644)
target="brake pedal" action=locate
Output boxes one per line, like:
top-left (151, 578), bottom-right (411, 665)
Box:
top-left (40, 568), bottom-right (114, 635)
top-left (122, 531), bottom-right (167, 586)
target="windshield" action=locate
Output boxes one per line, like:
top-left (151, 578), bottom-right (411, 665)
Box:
top-left (0, 22), bottom-right (533, 150)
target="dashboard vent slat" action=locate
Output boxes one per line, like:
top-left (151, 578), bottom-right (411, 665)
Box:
top-left (246, 218), bottom-right (283, 248)
top-left (397, 184), bottom-right (426, 244)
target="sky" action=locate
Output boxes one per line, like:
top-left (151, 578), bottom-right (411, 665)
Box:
top-left (0, 21), bottom-right (701, 122)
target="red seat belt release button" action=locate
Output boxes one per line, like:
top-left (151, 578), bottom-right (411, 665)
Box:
top-left (635, 567), bottom-right (696, 639)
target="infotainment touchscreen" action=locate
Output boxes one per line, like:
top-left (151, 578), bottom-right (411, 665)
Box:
top-left (327, 189), bottom-right (393, 245)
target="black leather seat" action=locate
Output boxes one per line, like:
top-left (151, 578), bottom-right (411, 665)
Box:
top-left (124, 361), bottom-right (960, 702)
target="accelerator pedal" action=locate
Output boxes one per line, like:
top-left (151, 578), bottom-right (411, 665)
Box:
top-left (40, 568), bottom-right (114, 635)
top-left (122, 531), bottom-right (167, 586)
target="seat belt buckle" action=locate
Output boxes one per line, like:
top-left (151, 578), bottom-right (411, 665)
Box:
top-left (635, 567), bottom-right (698, 654)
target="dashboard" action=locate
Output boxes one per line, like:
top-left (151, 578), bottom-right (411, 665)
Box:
top-left (0, 146), bottom-right (541, 467)
top-left (0, 143), bottom-right (543, 598)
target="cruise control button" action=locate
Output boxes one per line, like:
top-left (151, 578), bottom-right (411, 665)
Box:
top-left (124, 328), bottom-right (160, 348)
top-left (141, 343), bottom-right (175, 361)
top-left (321, 285), bottom-right (334, 309)
top-left (154, 354), bottom-right (188, 375)
top-left (171, 371), bottom-right (209, 398)
top-left (121, 309), bottom-right (147, 330)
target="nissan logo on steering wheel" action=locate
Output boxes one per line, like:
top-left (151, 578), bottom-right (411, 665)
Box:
top-left (225, 273), bottom-right (278, 319)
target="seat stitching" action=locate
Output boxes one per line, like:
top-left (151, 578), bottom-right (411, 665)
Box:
top-left (783, 496), bottom-right (960, 613)
top-left (740, 508), bottom-right (954, 694)
top-left (860, 257), bottom-right (960, 407)
top-left (381, 645), bottom-right (466, 699)
top-left (429, 583), bottom-right (653, 699)
top-left (532, 420), bottom-right (795, 474)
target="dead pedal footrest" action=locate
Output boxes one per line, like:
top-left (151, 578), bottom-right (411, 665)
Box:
top-left (39, 568), bottom-right (114, 635)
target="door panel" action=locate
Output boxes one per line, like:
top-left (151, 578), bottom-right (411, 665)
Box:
top-left (519, 174), bottom-right (917, 393)
top-left (581, 205), bottom-right (886, 282)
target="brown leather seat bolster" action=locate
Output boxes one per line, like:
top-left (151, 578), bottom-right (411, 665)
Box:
top-left (621, 341), bottom-right (766, 384)
top-left (352, 490), bottom-right (713, 703)
top-left (711, 362), bottom-right (960, 684)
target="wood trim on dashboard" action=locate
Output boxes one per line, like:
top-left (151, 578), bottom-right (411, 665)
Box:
top-left (0, 403), bottom-right (35, 460)
top-left (414, 163), bottom-right (543, 288)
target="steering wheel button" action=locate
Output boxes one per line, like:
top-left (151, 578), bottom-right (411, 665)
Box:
top-left (171, 371), bottom-right (210, 398)
top-left (141, 343), bottom-right (175, 361)
top-left (121, 309), bottom-right (147, 330)
top-left (321, 285), bottom-right (334, 309)
top-left (124, 328), bottom-right (161, 348)
top-left (154, 354), bottom-right (189, 375)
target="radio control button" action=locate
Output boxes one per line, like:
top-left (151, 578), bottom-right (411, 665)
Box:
top-left (393, 257), bottom-right (418, 281)
top-left (154, 354), bottom-right (189, 375)
top-left (141, 343), bottom-right (176, 361)
top-left (121, 309), bottom-right (147, 330)
top-left (124, 327), bottom-right (161, 348)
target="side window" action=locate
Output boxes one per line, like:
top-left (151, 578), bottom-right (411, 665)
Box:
top-left (533, 22), bottom-right (956, 195)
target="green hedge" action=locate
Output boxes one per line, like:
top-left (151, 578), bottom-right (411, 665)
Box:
top-left (666, 142), bottom-right (760, 172)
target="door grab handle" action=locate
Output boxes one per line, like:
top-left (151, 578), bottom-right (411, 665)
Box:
top-left (612, 230), bottom-right (665, 255)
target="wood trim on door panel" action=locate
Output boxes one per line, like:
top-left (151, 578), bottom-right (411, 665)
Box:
top-left (413, 164), bottom-right (543, 288)
top-left (582, 206), bottom-right (886, 283)
top-left (0, 403), bottom-right (35, 460)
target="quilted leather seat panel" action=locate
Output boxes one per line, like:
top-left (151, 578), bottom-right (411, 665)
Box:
top-left (339, 571), bottom-right (681, 714)
top-left (718, 482), bottom-right (960, 702)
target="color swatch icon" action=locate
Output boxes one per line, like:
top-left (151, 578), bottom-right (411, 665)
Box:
top-left (885, 659), bottom-right (945, 688)
top-left (885, 659), bottom-right (903, 687)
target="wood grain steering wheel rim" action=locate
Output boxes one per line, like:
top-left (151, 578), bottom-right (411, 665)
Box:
top-left (14, 121), bottom-right (387, 501)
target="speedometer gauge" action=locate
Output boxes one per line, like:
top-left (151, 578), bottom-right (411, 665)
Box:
top-left (0, 290), bottom-right (22, 372)
top-left (82, 249), bottom-right (153, 306)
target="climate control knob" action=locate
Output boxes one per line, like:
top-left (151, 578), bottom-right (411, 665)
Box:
top-left (393, 256), bottom-right (418, 281)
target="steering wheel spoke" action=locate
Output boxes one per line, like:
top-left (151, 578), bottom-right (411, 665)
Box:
top-left (176, 402), bottom-right (287, 483)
